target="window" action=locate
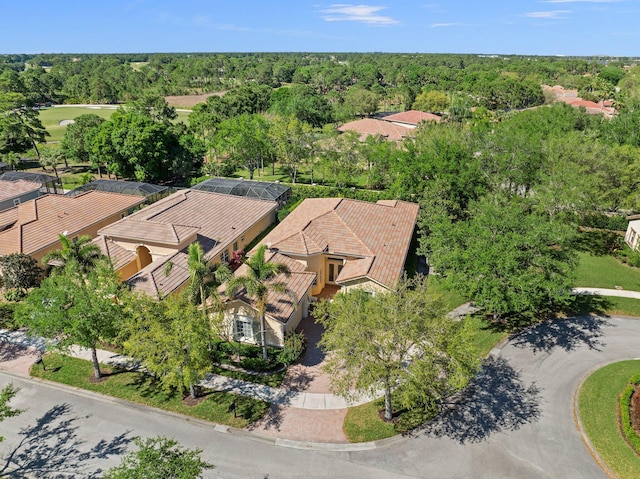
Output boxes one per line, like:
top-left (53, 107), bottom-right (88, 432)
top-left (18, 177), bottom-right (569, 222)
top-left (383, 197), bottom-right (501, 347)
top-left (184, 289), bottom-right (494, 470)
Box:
top-left (221, 250), bottom-right (229, 263)
top-left (233, 241), bottom-right (238, 252)
top-left (234, 315), bottom-right (255, 341)
top-left (13, 198), bottom-right (21, 206)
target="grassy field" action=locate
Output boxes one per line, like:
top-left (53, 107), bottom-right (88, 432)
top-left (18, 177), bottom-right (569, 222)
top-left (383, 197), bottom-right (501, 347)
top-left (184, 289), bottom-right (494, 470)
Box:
top-left (31, 353), bottom-right (268, 429)
top-left (578, 360), bottom-right (640, 479)
top-left (38, 106), bottom-right (191, 143)
top-left (575, 252), bottom-right (640, 291)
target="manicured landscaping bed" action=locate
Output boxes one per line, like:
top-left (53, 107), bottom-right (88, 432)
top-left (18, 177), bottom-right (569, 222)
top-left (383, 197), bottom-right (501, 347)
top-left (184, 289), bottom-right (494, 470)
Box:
top-left (31, 353), bottom-right (268, 428)
top-left (578, 360), bottom-right (640, 479)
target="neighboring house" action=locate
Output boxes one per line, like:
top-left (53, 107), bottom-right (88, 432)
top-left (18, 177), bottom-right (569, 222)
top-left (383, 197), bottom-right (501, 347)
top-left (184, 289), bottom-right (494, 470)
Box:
top-left (0, 171), bottom-right (63, 195)
top-left (222, 197), bottom-right (419, 347)
top-left (625, 215), bottom-right (640, 250)
top-left (66, 179), bottom-right (170, 205)
top-left (94, 189), bottom-right (278, 299)
top-left (0, 191), bottom-right (144, 264)
top-left (0, 179), bottom-right (42, 212)
top-left (337, 118), bottom-right (413, 142)
top-left (381, 110), bottom-right (442, 129)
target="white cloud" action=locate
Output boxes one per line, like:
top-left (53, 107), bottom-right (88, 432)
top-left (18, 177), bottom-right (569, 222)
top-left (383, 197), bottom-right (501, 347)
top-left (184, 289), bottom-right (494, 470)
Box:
top-left (430, 22), bottom-right (463, 28)
top-left (321, 4), bottom-right (399, 25)
top-left (524, 10), bottom-right (571, 18)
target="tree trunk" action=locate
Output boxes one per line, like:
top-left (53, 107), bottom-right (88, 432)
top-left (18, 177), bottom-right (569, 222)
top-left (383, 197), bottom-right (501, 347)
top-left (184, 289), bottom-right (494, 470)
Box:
top-left (189, 383), bottom-right (197, 399)
top-left (91, 347), bottom-right (102, 379)
top-left (384, 385), bottom-right (393, 421)
top-left (260, 314), bottom-right (268, 360)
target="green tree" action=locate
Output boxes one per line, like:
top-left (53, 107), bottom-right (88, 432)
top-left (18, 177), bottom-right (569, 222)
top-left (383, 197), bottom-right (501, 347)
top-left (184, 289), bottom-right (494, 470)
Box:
top-left (186, 242), bottom-right (230, 325)
top-left (316, 276), bottom-right (478, 421)
top-left (226, 244), bottom-right (293, 360)
top-left (104, 435), bottom-right (213, 479)
top-left (268, 115), bottom-right (313, 183)
top-left (42, 234), bottom-right (103, 274)
top-left (122, 293), bottom-right (212, 399)
top-left (0, 384), bottom-right (23, 443)
top-left (412, 89), bottom-right (449, 113)
top-left (0, 92), bottom-right (48, 159)
top-left (16, 259), bottom-right (125, 379)
top-left (213, 114), bottom-right (271, 180)
top-left (0, 253), bottom-right (42, 294)
top-left (60, 114), bottom-right (105, 170)
top-left (38, 145), bottom-right (64, 177)
top-left (343, 87), bottom-right (379, 118)
top-left (129, 93), bottom-right (177, 124)
top-left (426, 193), bottom-right (577, 327)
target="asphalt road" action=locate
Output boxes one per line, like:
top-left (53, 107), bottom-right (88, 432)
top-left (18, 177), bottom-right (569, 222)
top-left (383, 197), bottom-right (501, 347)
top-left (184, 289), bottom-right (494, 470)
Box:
top-left (1, 315), bottom-right (638, 478)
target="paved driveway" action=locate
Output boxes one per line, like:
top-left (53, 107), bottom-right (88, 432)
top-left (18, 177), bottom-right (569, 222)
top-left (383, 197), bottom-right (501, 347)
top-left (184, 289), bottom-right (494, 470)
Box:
top-left (1, 315), bottom-right (637, 478)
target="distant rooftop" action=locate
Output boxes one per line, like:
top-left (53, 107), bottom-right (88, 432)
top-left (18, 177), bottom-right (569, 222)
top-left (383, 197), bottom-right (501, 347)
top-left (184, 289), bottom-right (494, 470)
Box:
top-left (191, 177), bottom-right (291, 207)
top-left (0, 171), bottom-right (62, 194)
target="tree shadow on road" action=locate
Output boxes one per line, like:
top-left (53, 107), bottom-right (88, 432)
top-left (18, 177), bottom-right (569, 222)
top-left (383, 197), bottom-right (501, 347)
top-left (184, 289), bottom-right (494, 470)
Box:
top-left (245, 403), bottom-right (285, 433)
top-left (511, 315), bottom-right (611, 354)
top-left (416, 356), bottom-right (541, 444)
top-left (0, 403), bottom-right (132, 478)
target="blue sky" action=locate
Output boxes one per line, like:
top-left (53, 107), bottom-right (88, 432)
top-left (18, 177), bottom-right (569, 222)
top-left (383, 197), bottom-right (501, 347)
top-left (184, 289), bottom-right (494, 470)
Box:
top-left (1, 1), bottom-right (639, 56)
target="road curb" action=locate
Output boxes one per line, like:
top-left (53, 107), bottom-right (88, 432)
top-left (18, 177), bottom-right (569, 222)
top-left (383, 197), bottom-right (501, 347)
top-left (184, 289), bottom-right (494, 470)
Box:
top-left (572, 368), bottom-right (620, 479)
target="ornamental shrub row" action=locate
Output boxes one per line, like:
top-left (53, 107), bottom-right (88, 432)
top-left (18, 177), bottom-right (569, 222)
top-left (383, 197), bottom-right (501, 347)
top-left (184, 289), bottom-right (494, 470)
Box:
top-left (619, 373), bottom-right (640, 456)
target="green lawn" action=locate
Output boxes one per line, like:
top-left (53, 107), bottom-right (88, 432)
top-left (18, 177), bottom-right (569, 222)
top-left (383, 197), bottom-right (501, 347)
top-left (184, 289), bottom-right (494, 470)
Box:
top-left (38, 106), bottom-right (191, 143)
top-left (575, 252), bottom-right (640, 291)
top-left (578, 360), bottom-right (640, 479)
top-left (31, 353), bottom-right (268, 428)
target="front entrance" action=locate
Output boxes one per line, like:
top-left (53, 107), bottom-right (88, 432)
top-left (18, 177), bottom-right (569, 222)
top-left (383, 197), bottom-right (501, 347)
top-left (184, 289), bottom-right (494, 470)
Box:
top-left (327, 258), bottom-right (344, 285)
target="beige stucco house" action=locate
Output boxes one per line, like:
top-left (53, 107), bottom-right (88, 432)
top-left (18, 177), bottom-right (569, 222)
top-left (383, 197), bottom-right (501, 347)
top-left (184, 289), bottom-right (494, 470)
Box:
top-left (222, 197), bottom-right (419, 347)
top-left (94, 189), bottom-right (278, 299)
top-left (625, 216), bottom-right (640, 251)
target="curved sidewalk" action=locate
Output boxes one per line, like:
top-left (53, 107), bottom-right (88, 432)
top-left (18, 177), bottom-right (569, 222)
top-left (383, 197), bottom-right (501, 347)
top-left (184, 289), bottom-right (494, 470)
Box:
top-left (0, 329), bottom-right (372, 410)
top-left (572, 287), bottom-right (640, 299)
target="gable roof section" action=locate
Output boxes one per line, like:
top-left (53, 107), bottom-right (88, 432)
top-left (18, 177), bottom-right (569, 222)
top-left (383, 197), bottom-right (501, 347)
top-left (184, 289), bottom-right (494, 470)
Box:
top-left (259, 198), bottom-right (419, 288)
top-left (92, 235), bottom-right (136, 271)
top-left (99, 219), bottom-right (200, 245)
top-left (0, 180), bottom-right (41, 202)
top-left (382, 110), bottom-right (442, 125)
top-left (0, 192), bottom-right (144, 256)
top-left (337, 118), bottom-right (413, 141)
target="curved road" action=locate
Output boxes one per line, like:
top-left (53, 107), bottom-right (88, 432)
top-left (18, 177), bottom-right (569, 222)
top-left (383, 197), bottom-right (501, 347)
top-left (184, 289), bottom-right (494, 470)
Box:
top-left (1, 315), bottom-right (637, 478)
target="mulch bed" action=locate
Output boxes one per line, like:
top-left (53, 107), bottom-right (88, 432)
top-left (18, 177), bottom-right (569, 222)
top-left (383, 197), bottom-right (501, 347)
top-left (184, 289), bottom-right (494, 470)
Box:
top-left (182, 395), bottom-right (207, 407)
top-left (631, 385), bottom-right (640, 436)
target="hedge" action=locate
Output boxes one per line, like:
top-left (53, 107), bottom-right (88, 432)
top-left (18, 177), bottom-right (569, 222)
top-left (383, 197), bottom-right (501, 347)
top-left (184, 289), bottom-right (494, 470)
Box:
top-left (619, 373), bottom-right (640, 456)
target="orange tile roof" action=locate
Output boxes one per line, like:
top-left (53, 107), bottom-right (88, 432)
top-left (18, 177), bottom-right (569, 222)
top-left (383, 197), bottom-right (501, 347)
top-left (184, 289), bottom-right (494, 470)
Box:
top-left (222, 251), bottom-right (316, 324)
top-left (383, 110), bottom-right (442, 125)
top-left (0, 192), bottom-right (144, 257)
top-left (106, 189), bottom-right (277, 298)
top-left (92, 236), bottom-right (136, 271)
top-left (259, 198), bottom-right (419, 289)
top-left (337, 118), bottom-right (413, 141)
top-left (0, 180), bottom-right (41, 202)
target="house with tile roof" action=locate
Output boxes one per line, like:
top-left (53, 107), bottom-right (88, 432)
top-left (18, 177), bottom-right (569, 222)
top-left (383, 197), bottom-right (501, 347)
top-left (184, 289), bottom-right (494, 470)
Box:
top-left (337, 118), bottom-right (413, 142)
top-left (0, 179), bottom-right (42, 212)
top-left (221, 197), bottom-right (419, 347)
top-left (94, 189), bottom-right (278, 299)
top-left (382, 110), bottom-right (442, 128)
top-left (0, 191), bottom-right (144, 264)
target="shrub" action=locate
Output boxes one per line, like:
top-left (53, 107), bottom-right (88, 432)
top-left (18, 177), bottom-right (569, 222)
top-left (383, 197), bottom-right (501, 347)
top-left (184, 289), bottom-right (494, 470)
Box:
top-left (0, 302), bottom-right (16, 328)
top-left (277, 331), bottom-right (306, 366)
top-left (618, 375), bottom-right (640, 455)
top-left (3, 289), bottom-right (26, 302)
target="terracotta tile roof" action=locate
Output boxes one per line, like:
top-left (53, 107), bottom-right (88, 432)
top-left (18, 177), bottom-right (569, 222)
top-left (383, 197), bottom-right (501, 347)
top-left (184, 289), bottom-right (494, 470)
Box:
top-left (259, 198), bottom-right (419, 289)
top-left (101, 190), bottom-right (276, 260)
top-left (0, 192), bottom-right (144, 257)
top-left (92, 236), bottom-right (136, 270)
top-left (0, 180), bottom-right (41, 202)
top-left (100, 220), bottom-right (200, 245)
top-left (106, 190), bottom-right (277, 298)
top-left (337, 118), bottom-right (413, 141)
top-left (223, 251), bottom-right (316, 324)
top-left (382, 110), bottom-right (442, 125)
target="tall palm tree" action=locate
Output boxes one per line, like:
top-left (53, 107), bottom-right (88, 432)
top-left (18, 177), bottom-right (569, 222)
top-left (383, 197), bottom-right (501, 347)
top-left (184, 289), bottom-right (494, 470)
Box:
top-left (186, 242), bottom-right (231, 324)
top-left (43, 234), bottom-right (103, 274)
top-left (226, 244), bottom-right (293, 360)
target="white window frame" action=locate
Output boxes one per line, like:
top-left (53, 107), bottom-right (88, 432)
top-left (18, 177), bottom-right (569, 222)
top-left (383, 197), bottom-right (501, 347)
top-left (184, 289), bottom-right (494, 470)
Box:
top-left (233, 315), bottom-right (255, 342)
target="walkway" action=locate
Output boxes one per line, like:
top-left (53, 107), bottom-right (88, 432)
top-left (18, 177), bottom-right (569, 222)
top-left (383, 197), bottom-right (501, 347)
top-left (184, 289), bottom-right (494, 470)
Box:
top-left (572, 286), bottom-right (640, 299)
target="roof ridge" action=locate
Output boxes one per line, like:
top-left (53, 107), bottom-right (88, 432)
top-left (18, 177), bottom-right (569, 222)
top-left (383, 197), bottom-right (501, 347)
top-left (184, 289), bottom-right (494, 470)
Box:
top-left (331, 209), bottom-right (374, 256)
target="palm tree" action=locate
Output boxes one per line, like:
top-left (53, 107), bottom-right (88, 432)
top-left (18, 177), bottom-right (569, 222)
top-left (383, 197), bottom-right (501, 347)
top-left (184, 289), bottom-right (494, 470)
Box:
top-left (226, 244), bottom-right (294, 360)
top-left (43, 234), bottom-right (103, 274)
top-left (186, 242), bottom-right (231, 324)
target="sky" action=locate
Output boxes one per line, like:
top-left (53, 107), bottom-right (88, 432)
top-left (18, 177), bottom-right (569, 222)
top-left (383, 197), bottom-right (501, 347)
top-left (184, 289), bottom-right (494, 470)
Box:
top-left (1, 0), bottom-right (639, 57)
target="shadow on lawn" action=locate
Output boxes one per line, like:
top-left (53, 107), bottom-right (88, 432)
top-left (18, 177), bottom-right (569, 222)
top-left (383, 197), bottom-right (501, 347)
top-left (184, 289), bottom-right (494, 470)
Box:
top-left (416, 356), bottom-right (541, 444)
top-left (0, 403), bottom-right (132, 478)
